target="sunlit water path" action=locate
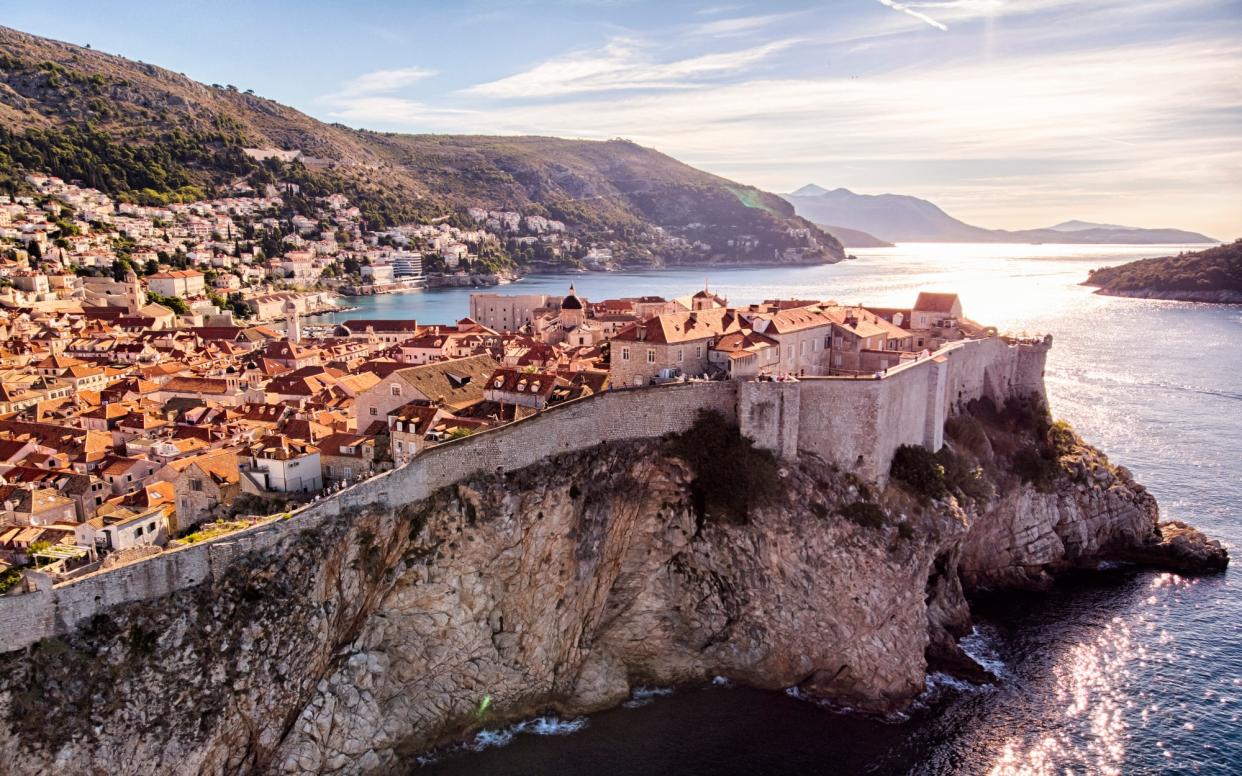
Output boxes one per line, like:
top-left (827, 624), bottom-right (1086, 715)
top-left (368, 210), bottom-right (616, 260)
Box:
top-left (335, 244), bottom-right (1240, 775)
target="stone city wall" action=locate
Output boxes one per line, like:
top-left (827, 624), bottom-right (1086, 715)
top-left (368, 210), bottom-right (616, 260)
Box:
top-left (0, 381), bottom-right (738, 653)
top-left (743, 336), bottom-right (1049, 481)
top-left (0, 337), bottom-right (1047, 653)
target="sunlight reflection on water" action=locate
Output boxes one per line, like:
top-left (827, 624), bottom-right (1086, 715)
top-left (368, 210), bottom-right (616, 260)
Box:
top-left (401, 244), bottom-right (1241, 776)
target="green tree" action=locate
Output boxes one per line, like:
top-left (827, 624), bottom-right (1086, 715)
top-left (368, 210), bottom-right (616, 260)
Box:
top-left (147, 291), bottom-right (189, 315)
top-left (111, 257), bottom-right (134, 282)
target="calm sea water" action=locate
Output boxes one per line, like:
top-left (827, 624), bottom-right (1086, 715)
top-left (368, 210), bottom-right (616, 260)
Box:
top-left (334, 244), bottom-right (1241, 775)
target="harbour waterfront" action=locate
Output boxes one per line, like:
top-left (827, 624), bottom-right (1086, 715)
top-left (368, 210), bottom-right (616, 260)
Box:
top-left (364, 243), bottom-right (1242, 775)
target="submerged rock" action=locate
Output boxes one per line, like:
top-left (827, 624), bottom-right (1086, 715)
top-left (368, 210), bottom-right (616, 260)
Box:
top-left (1117, 520), bottom-right (1230, 574)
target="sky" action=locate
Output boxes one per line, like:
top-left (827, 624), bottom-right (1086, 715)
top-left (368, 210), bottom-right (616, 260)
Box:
top-left (6, 0), bottom-right (1242, 238)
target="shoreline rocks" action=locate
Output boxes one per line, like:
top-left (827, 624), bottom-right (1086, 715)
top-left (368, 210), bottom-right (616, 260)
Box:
top-left (1114, 520), bottom-right (1230, 574)
top-left (1088, 286), bottom-right (1242, 304)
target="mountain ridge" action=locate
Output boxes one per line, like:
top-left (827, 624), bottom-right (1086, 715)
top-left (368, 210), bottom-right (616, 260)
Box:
top-left (0, 25), bottom-right (843, 268)
top-left (783, 185), bottom-right (1217, 245)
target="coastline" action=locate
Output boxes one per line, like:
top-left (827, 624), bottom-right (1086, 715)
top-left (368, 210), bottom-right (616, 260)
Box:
top-left (1086, 286), bottom-right (1242, 304)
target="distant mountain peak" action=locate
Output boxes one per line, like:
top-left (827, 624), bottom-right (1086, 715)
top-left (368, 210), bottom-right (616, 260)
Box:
top-left (790, 183), bottom-right (832, 197)
top-left (1048, 220), bottom-right (1139, 232)
top-left (780, 187), bottom-right (1217, 245)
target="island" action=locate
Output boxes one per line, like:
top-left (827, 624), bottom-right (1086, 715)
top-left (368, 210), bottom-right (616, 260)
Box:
top-left (1083, 239), bottom-right (1242, 303)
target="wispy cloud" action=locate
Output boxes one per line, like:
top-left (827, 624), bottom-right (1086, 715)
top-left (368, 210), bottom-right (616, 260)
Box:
top-left (690, 12), bottom-right (802, 38)
top-left (309, 0), bottom-right (1241, 236)
top-left (464, 37), bottom-right (801, 98)
top-left (333, 67), bottom-right (436, 98)
top-left (875, 0), bottom-right (949, 31)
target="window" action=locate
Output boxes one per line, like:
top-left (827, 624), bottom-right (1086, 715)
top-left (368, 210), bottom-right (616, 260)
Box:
top-left (695, 346), bottom-right (703, 358)
top-left (647, 349), bottom-right (656, 364)
top-left (190, 479), bottom-right (203, 492)
top-left (390, 383), bottom-right (402, 396)
top-left (676, 349), bottom-right (683, 362)
top-left (621, 347), bottom-right (630, 361)
top-left (369, 407), bottom-right (378, 416)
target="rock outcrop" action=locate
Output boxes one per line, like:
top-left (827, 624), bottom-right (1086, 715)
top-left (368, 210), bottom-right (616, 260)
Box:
top-left (0, 410), bottom-right (1226, 776)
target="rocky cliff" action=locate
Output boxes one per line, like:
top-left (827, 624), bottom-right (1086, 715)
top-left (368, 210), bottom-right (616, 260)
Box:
top-left (0, 407), bottom-right (1225, 775)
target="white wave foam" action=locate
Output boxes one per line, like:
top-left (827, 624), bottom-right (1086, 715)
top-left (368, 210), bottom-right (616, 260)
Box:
top-left (623, 685), bottom-right (674, 708)
top-left (464, 715), bottom-right (588, 752)
top-left (960, 624), bottom-right (1008, 678)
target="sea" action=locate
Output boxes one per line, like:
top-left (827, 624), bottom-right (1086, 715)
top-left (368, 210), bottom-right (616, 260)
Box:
top-left (322, 243), bottom-right (1241, 775)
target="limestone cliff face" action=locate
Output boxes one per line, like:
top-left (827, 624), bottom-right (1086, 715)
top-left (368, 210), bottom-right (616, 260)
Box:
top-left (0, 421), bottom-right (1224, 776)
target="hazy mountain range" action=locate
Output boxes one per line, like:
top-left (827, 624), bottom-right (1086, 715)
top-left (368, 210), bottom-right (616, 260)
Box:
top-left (784, 185), bottom-right (1218, 245)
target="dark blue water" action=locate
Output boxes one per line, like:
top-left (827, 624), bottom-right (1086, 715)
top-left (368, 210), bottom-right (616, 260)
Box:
top-left (354, 244), bottom-right (1240, 775)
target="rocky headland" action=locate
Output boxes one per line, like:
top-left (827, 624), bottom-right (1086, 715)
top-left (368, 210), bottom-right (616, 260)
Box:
top-left (0, 396), bottom-right (1226, 776)
top-left (1083, 239), bottom-right (1241, 304)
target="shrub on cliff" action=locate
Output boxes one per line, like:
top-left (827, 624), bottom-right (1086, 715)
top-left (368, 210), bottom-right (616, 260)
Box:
top-left (839, 501), bottom-right (887, 529)
top-left (891, 444), bottom-right (948, 500)
top-left (945, 413), bottom-right (991, 457)
top-left (1013, 444), bottom-right (1061, 490)
top-left (939, 448), bottom-right (995, 504)
top-left (1002, 394), bottom-right (1053, 435)
top-left (669, 409), bottom-right (779, 525)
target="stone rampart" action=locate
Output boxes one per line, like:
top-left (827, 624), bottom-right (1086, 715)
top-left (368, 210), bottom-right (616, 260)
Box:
top-left (0, 337), bottom-right (1048, 653)
top-left (0, 381), bottom-right (737, 653)
top-left (742, 336), bottom-right (1049, 481)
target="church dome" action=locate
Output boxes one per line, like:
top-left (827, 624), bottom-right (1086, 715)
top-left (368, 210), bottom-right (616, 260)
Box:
top-left (561, 283), bottom-right (583, 311)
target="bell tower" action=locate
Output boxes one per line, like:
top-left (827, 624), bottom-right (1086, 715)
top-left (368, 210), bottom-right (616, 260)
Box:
top-left (284, 299), bottom-right (301, 343)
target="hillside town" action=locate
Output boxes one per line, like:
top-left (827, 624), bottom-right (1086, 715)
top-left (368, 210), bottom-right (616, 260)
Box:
top-left (0, 171), bottom-right (979, 593)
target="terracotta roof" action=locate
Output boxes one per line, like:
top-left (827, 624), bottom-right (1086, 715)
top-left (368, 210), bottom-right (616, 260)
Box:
top-left (391, 354), bottom-right (500, 409)
top-left (161, 376), bottom-right (234, 395)
top-left (340, 319), bottom-right (420, 332)
top-left (163, 449), bottom-right (241, 485)
top-left (755, 305), bottom-right (836, 335)
top-left (612, 309), bottom-right (742, 345)
top-left (711, 331), bottom-right (779, 360)
top-left (486, 368), bottom-right (560, 398)
top-left (148, 269), bottom-right (204, 279)
top-left (913, 292), bottom-right (960, 314)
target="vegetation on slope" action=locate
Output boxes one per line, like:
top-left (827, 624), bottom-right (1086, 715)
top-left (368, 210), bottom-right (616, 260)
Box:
top-left (0, 26), bottom-right (844, 265)
top-left (892, 394), bottom-right (1085, 505)
top-left (1084, 239), bottom-right (1241, 295)
top-left (668, 409), bottom-right (780, 526)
